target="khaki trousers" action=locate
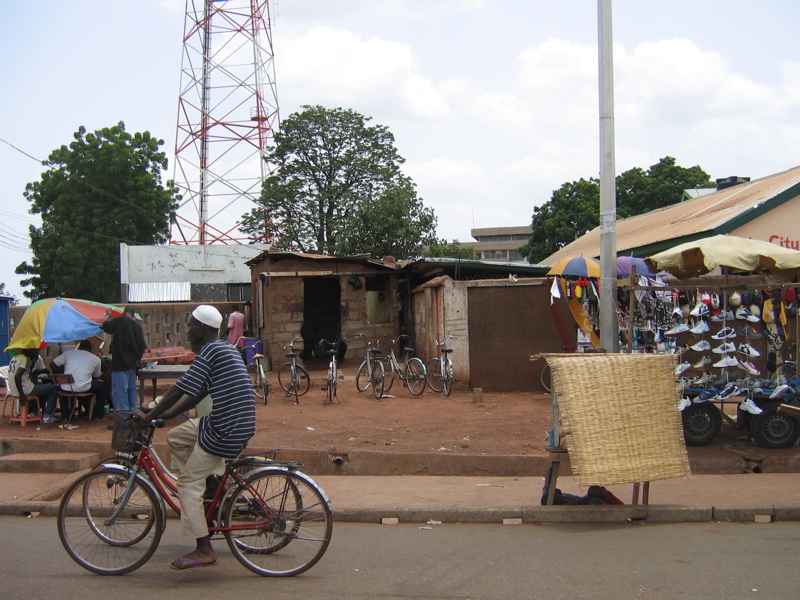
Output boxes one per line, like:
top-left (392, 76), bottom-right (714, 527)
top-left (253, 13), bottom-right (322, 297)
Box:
top-left (167, 419), bottom-right (225, 539)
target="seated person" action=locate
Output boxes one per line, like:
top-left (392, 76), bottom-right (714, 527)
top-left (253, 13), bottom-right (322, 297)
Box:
top-left (541, 467), bottom-right (624, 505)
top-left (51, 340), bottom-right (108, 420)
top-left (8, 348), bottom-right (59, 423)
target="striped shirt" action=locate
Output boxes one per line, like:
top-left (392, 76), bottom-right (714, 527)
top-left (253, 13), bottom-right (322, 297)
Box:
top-left (175, 340), bottom-right (256, 459)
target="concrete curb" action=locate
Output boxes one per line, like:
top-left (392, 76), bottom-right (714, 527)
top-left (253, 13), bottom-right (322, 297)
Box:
top-left (4, 500), bottom-right (796, 524)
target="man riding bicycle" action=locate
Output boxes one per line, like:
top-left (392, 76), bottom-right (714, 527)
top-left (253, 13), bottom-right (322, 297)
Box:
top-left (133, 305), bottom-right (256, 571)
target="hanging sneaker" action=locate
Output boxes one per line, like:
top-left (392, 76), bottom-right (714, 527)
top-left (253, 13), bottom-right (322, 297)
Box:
top-left (678, 397), bottom-right (692, 411)
top-left (735, 307), bottom-right (760, 322)
top-left (710, 309), bottom-right (734, 322)
top-left (665, 323), bottom-right (690, 336)
top-left (769, 383), bottom-right (792, 399)
top-left (712, 342), bottom-right (736, 354)
top-left (764, 329), bottom-right (782, 351)
top-left (739, 398), bottom-right (763, 415)
top-left (689, 320), bottom-right (709, 334)
top-left (713, 355), bottom-right (738, 368)
top-left (694, 372), bottom-right (715, 386)
top-left (717, 384), bottom-right (741, 400)
top-left (736, 343), bottom-right (760, 358)
top-left (675, 361), bottom-right (692, 375)
top-left (693, 355), bottom-right (711, 369)
top-left (738, 325), bottom-right (763, 339)
top-left (690, 340), bottom-right (711, 352)
top-left (737, 359), bottom-right (761, 377)
top-left (672, 343), bottom-right (690, 356)
top-left (697, 388), bottom-right (719, 401)
top-left (690, 302), bottom-right (709, 317)
top-left (711, 327), bottom-right (737, 340)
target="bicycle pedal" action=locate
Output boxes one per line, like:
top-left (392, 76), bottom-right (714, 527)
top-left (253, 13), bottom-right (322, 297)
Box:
top-left (338, 375), bottom-right (344, 380)
top-left (321, 386), bottom-right (328, 392)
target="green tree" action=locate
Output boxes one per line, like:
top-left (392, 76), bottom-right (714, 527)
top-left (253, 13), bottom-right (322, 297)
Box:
top-left (240, 105), bottom-right (438, 259)
top-left (16, 122), bottom-right (178, 302)
top-left (520, 157), bottom-right (713, 263)
top-left (423, 240), bottom-right (477, 260)
top-left (519, 178), bottom-right (600, 263)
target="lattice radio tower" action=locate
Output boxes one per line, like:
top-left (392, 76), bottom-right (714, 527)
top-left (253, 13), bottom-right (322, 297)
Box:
top-left (171, 0), bottom-right (279, 244)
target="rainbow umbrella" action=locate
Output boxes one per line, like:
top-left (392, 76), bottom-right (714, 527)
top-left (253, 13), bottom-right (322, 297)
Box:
top-left (5, 298), bottom-right (124, 351)
top-left (547, 256), bottom-right (601, 278)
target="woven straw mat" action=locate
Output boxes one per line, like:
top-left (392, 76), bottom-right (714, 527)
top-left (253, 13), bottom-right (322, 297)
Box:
top-left (546, 353), bottom-right (690, 486)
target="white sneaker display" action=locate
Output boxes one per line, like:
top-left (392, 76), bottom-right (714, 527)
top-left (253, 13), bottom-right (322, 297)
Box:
top-left (712, 342), bottom-right (736, 354)
top-left (711, 327), bottom-right (737, 340)
top-left (710, 309), bottom-right (734, 322)
top-left (675, 361), bottom-right (691, 375)
top-left (737, 359), bottom-right (760, 377)
top-left (690, 302), bottom-right (709, 317)
top-left (690, 340), bottom-right (711, 352)
top-left (689, 320), bottom-right (710, 334)
top-left (736, 343), bottom-right (760, 358)
top-left (769, 384), bottom-right (791, 399)
top-left (678, 397), bottom-right (692, 411)
top-left (735, 307), bottom-right (760, 323)
top-left (693, 355), bottom-right (711, 369)
top-left (717, 384), bottom-right (741, 400)
top-left (712, 355), bottom-right (738, 368)
top-left (665, 323), bottom-right (690, 336)
top-left (739, 398), bottom-right (763, 415)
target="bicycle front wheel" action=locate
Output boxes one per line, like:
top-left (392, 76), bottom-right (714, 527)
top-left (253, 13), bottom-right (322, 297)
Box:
top-left (442, 358), bottom-right (453, 397)
top-left (404, 358), bottom-right (426, 396)
top-left (355, 361), bottom-right (371, 392)
top-left (224, 470), bottom-right (333, 577)
top-left (293, 365), bottom-right (311, 397)
top-left (253, 364), bottom-right (270, 404)
top-left (382, 359), bottom-right (396, 393)
top-left (425, 358), bottom-right (443, 393)
top-left (324, 364), bottom-right (337, 404)
top-left (371, 360), bottom-right (385, 399)
top-left (58, 468), bottom-right (163, 575)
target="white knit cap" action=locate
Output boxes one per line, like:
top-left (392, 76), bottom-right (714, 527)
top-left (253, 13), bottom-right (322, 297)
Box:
top-left (192, 305), bottom-right (222, 329)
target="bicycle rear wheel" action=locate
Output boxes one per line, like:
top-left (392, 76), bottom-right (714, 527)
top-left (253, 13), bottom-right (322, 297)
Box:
top-left (371, 360), bottom-right (385, 399)
top-left (382, 359), bottom-right (396, 393)
top-left (253, 363), bottom-right (270, 404)
top-left (224, 469), bottom-right (333, 577)
top-left (58, 468), bottom-right (163, 575)
top-left (425, 358), bottom-right (443, 393)
top-left (404, 358), bottom-right (426, 396)
top-left (442, 358), bottom-right (453, 397)
top-left (324, 364), bottom-right (337, 404)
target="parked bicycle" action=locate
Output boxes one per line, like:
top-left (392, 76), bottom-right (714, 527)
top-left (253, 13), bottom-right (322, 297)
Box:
top-left (354, 333), bottom-right (385, 399)
top-left (238, 337), bottom-right (271, 404)
top-left (278, 336), bottom-right (310, 404)
top-left (426, 335), bottom-right (456, 397)
top-left (381, 334), bottom-right (426, 397)
top-left (319, 338), bottom-right (347, 405)
top-left (58, 416), bottom-right (333, 577)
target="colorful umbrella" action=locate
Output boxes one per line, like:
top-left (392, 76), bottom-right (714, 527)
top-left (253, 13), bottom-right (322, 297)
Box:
top-left (616, 256), bottom-right (655, 277)
top-left (5, 298), bottom-right (124, 351)
top-left (547, 256), bottom-right (601, 278)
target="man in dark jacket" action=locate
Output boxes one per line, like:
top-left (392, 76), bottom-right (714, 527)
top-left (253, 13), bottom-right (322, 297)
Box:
top-left (101, 306), bottom-right (147, 412)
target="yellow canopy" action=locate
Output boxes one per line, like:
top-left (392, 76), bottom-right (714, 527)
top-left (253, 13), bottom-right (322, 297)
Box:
top-left (645, 235), bottom-right (800, 281)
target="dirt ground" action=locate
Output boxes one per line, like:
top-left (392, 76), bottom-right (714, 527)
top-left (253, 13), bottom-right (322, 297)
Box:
top-left (3, 362), bottom-right (800, 467)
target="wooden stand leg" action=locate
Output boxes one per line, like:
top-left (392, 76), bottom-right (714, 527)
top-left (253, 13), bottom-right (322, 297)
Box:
top-left (545, 460), bottom-right (561, 506)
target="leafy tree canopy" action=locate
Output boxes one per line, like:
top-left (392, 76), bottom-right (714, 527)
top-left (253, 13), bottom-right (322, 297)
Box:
top-left (240, 105), bottom-right (439, 259)
top-left (423, 240), bottom-right (478, 260)
top-left (16, 122), bottom-right (179, 302)
top-left (519, 156), bottom-right (713, 263)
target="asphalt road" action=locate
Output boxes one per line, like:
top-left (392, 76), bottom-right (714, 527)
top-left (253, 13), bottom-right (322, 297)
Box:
top-left (3, 516), bottom-right (799, 599)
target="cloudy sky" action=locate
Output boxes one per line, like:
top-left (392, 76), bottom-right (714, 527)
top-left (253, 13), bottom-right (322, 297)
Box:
top-left (1, 0), bottom-right (799, 301)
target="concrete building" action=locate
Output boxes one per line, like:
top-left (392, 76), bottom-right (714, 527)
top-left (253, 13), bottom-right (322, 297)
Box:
top-left (463, 226), bottom-right (532, 262)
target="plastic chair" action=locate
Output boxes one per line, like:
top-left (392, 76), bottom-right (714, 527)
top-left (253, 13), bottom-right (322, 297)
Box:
top-left (8, 394), bottom-right (43, 426)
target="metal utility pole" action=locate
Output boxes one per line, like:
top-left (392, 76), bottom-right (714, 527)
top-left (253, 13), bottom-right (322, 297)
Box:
top-left (172, 0), bottom-right (280, 245)
top-left (598, 0), bottom-right (619, 352)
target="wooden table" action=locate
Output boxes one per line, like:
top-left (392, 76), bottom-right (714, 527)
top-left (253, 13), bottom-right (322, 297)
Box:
top-left (137, 365), bottom-right (191, 402)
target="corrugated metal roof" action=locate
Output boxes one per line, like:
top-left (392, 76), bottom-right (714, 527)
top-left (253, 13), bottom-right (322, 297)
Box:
top-left (544, 165), bottom-right (800, 263)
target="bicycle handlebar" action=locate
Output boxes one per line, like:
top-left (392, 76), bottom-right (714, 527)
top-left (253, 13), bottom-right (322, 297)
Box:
top-left (434, 336), bottom-right (457, 346)
top-left (282, 335), bottom-right (301, 351)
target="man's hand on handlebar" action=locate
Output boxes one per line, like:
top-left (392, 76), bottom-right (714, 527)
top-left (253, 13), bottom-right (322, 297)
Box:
top-left (130, 407), bottom-right (153, 425)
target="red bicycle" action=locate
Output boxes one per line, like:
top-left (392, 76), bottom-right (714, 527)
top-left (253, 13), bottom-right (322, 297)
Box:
top-left (57, 417), bottom-right (333, 576)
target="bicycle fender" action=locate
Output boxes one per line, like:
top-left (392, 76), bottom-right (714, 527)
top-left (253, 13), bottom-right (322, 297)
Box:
top-left (98, 464), bottom-right (168, 531)
top-left (241, 466), bottom-right (334, 511)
